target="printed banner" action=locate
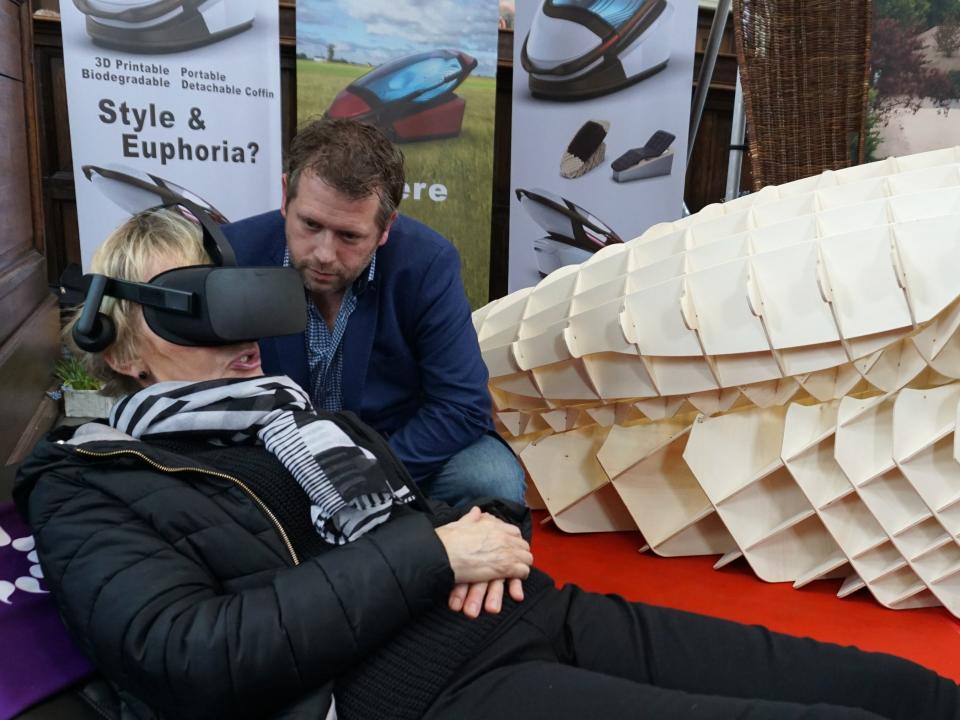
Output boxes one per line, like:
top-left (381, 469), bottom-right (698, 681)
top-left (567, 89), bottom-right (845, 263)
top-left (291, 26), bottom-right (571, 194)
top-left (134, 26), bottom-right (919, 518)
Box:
top-left (508, 0), bottom-right (698, 290)
top-left (60, 1), bottom-right (283, 267)
top-left (296, 0), bottom-right (500, 308)
top-left (869, 3), bottom-right (960, 159)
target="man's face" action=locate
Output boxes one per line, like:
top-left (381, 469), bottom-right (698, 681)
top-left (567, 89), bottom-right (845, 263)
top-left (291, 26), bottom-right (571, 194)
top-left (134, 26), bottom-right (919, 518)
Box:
top-left (281, 171), bottom-right (392, 300)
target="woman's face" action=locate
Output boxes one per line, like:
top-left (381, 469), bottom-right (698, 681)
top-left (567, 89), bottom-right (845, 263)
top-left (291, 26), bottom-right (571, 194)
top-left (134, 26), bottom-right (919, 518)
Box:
top-left (107, 254), bottom-right (263, 386)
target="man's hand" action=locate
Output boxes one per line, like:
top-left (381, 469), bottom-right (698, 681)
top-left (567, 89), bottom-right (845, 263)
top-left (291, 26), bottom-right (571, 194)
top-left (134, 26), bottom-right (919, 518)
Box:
top-left (448, 578), bottom-right (525, 619)
top-left (435, 506), bottom-right (533, 585)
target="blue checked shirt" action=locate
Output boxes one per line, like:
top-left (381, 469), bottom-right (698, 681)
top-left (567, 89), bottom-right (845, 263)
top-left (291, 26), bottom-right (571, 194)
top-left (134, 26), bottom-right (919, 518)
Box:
top-left (284, 249), bottom-right (377, 412)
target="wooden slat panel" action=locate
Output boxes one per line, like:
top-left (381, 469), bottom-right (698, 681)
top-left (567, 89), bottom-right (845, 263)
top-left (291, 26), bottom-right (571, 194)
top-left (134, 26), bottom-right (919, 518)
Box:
top-left (0, 1), bottom-right (22, 81)
top-left (279, 0), bottom-right (295, 44)
top-left (280, 45), bottom-right (296, 149)
top-left (0, 296), bottom-right (60, 466)
top-left (6, 386), bottom-right (59, 468)
top-left (21, 0), bottom-right (47, 259)
top-left (0, 74), bottom-right (31, 258)
top-left (62, 197), bottom-right (81, 267)
top-left (0, 1), bottom-right (61, 469)
top-left (686, 94), bottom-right (737, 212)
top-left (0, 251), bottom-right (47, 349)
top-left (51, 56), bottom-right (72, 170)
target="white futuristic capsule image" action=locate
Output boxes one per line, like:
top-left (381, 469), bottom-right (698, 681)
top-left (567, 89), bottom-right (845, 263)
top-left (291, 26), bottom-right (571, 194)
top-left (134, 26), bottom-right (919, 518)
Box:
top-left (521, 0), bottom-right (675, 100)
top-left (516, 187), bottom-right (624, 277)
top-left (72, 0), bottom-right (256, 54)
top-left (476, 146), bottom-right (960, 617)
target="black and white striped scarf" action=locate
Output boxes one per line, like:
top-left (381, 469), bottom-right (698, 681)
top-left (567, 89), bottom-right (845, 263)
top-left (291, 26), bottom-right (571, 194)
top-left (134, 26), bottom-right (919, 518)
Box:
top-left (109, 375), bottom-right (413, 545)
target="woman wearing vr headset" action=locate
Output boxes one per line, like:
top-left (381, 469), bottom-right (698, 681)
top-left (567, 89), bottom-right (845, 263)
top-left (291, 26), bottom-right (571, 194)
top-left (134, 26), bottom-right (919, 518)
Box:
top-left (14, 208), bottom-right (960, 720)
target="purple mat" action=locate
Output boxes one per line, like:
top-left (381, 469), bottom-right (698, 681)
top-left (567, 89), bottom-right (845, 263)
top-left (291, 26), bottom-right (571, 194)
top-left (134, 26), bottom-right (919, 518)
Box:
top-left (0, 502), bottom-right (94, 720)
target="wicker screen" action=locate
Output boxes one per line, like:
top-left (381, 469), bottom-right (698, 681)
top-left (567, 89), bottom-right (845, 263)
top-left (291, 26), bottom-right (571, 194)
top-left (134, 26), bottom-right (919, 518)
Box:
top-left (732, 0), bottom-right (872, 189)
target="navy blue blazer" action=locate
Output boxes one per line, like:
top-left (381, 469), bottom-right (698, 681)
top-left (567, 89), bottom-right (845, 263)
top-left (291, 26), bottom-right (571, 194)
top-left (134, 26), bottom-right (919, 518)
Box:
top-left (223, 210), bottom-right (494, 482)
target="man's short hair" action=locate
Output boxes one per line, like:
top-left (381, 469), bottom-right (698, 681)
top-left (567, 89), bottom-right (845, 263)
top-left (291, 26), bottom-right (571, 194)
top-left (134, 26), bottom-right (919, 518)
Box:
top-left (285, 117), bottom-right (406, 232)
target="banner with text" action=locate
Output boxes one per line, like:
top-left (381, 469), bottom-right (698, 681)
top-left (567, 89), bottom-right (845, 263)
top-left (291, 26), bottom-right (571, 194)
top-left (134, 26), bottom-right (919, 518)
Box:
top-left (296, 0), bottom-right (499, 308)
top-left (61, 1), bottom-right (282, 267)
top-left (509, 0), bottom-right (698, 290)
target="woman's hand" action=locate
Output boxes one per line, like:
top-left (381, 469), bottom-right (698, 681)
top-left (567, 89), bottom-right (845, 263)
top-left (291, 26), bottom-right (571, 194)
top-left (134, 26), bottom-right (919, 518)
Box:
top-left (435, 506), bottom-right (533, 585)
top-left (448, 578), bottom-right (525, 619)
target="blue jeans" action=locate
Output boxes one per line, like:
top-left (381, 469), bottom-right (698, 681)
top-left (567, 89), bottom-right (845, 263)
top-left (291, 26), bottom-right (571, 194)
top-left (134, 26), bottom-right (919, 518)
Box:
top-left (420, 433), bottom-right (527, 507)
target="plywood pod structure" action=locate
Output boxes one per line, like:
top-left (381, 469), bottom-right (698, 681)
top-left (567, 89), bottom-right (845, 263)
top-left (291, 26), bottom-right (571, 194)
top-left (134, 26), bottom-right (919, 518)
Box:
top-left (478, 147), bottom-right (960, 617)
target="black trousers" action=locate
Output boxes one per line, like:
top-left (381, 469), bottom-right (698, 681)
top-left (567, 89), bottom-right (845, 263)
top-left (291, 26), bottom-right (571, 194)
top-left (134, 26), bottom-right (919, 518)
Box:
top-left (423, 585), bottom-right (959, 719)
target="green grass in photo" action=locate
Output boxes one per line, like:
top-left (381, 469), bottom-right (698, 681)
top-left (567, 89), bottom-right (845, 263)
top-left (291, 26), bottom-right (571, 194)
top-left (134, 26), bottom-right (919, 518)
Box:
top-left (297, 59), bottom-right (495, 307)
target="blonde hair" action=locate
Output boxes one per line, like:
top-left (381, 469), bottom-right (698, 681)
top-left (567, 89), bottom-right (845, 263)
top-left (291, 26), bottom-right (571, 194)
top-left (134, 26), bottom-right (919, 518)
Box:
top-left (64, 209), bottom-right (210, 396)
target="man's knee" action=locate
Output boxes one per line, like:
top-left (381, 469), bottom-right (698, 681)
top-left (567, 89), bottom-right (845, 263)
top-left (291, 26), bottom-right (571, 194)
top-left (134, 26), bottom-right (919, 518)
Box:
top-left (443, 434), bottom-right (527, 504)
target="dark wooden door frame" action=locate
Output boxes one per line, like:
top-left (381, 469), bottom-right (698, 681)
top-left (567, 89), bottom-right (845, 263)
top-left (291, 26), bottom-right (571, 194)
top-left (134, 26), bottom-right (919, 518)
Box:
top-left (1, 0), bottom-right (61, 467)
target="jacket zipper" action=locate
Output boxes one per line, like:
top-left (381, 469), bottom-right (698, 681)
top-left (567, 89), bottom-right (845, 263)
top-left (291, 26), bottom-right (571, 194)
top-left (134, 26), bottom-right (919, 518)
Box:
top-left (74, 447), bottom-right (300, 566)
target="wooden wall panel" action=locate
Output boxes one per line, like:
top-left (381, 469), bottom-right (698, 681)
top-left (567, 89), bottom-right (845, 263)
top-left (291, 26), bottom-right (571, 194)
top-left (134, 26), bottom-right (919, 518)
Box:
top-left (0, 253), bottom-right (48, 349)
top-left (684, 82), bottom-right (754, 211)
top-left (0, 298), bottom-right (59, 465)
top-left (51, 55), bottom-right (71, 168)
top-left (0, 1), bottom-right (23, 81)
top-left (0, 74), bottom-right (32, 261)
top-left (280, 42), bottom-right (297, 150)
top-left (489, 63), bottom-right (512, 300)
top-left (34, 17), bottom-right (76, 284)
top-left (280, 1), bottom-right (296, 145)
top-left (1, 0), bottom-right (59, 467)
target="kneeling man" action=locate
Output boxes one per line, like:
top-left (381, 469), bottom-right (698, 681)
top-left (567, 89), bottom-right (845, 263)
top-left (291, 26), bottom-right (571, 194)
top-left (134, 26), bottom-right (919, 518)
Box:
top-left (224, 118), bottom-right (525, 506)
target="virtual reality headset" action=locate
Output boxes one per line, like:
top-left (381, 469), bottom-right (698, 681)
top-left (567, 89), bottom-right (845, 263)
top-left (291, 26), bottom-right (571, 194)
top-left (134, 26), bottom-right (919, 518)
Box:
top-left (63, 165), bottom-right (306, 352)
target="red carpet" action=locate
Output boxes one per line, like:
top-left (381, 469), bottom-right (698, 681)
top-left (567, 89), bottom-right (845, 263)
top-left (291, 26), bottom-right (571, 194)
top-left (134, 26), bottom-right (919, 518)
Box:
top-left (530, 512), bottom-right (960, 682)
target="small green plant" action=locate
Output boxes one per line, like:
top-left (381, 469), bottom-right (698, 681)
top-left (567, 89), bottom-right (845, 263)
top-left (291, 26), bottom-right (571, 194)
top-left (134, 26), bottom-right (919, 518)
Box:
top-left (54, 355), bottom-right (102, 391)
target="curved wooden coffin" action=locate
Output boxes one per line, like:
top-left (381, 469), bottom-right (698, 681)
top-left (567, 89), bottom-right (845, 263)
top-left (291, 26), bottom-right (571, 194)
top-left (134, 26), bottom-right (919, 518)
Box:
top-left (477, 147), bottom-right (960, 617)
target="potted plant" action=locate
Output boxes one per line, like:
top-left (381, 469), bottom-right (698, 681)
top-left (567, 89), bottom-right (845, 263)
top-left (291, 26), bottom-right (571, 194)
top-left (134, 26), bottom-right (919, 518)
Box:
top-left (54, 356), bottom-right (117, 419)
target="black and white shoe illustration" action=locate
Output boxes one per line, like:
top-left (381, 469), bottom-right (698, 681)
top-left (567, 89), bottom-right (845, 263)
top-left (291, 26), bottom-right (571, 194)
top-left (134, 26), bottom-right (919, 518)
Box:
top-left (561, 119), bottom-right (611, 179)
top-left (611, 129), bottom-right (676, 182)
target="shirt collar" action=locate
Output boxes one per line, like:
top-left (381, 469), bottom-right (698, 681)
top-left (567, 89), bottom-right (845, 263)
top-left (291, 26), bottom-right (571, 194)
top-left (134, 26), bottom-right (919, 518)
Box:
top-left (355, 254), bottom-right (377, 296)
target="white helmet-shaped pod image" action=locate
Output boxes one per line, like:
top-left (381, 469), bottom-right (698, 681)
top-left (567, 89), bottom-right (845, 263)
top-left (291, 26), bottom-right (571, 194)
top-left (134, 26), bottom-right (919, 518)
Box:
top-left (82, 164), bottom-right (230, 226)
top-left (480, 147), bottom-right (960, 620)
top-left (72, 0), bottom-right (256, 54)
top-left (516, 187), bottom-right (623, 276)
top-left (521, 0), bottom-right (674, 101)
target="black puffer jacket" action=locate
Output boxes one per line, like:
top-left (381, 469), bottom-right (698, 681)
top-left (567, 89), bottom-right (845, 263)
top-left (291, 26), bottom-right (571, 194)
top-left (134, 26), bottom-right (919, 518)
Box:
top-left (14, 420), bottom-right (537, 719)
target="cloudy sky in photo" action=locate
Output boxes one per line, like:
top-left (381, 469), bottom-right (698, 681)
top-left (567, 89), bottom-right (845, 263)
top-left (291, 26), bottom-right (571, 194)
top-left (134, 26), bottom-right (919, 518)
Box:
top-left (298, 0), bottom-right (499, 76)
